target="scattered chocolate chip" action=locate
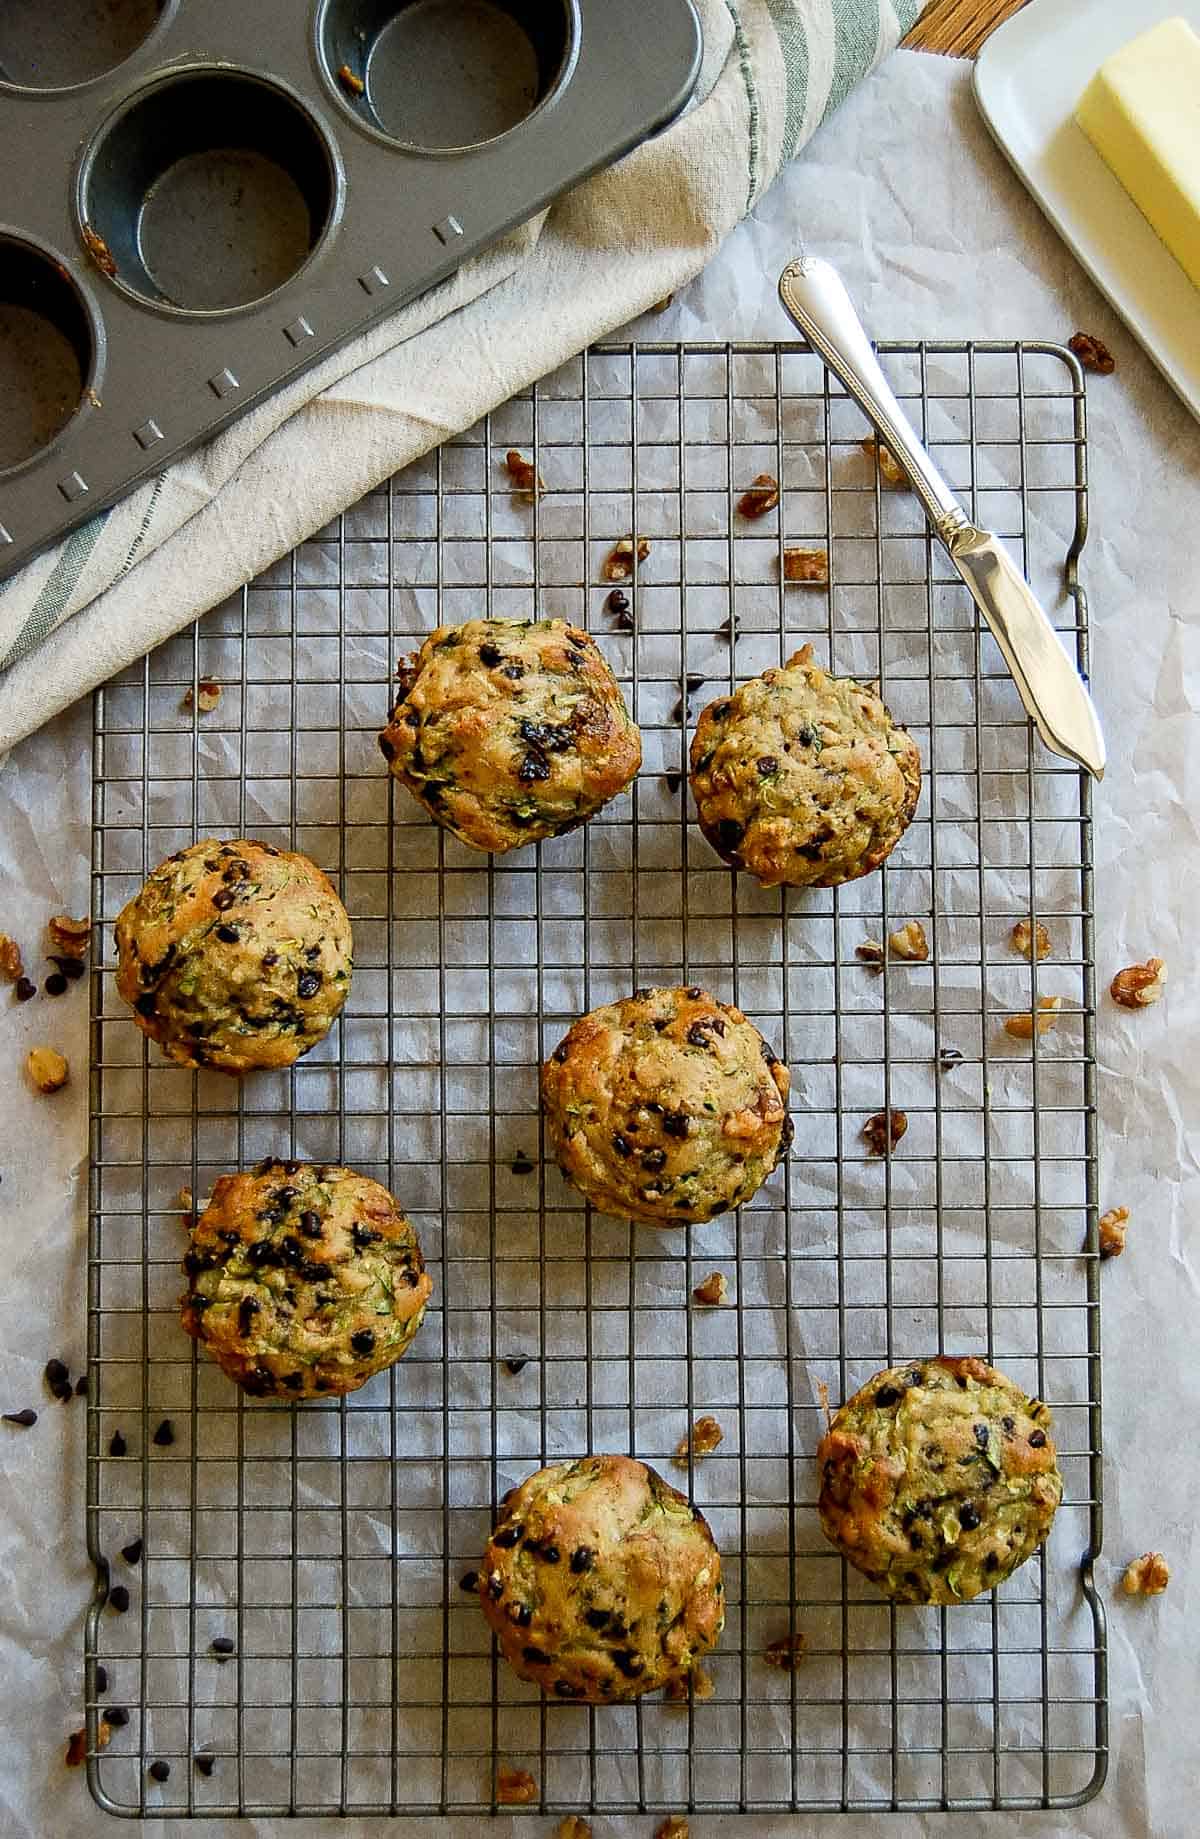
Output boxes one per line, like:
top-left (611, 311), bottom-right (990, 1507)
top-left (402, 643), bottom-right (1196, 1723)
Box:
top-left (148, 1759), bottom-right (170, 1783)
top-left (210, 1636), bottom-right (235, 1656)
top-left (511, 1152), bottom-right (535, 1176)
top-left (3, 1408), bottom-right (37, 1427)
top-left (503, 1358), bottom-right (527, 1375)
top-left (350, 1330), bottom-right (376, 1356)
top-left (106, 1706), bottom-right (129, 1728)
top-left (194, 1753), bottom-right (216, 1777)
top-left (43, 972), bottom-right (68, 997)
top-left (152, 1419), bottom-right (174, 1447)
top-left (938, 1046), bottom-right (964, 1070)
top-left (74, 1374), bottom-right (88, 1397)
top-left (108, 1585), bottom-right (131, 1613)
top-left (14, 976), bottom-right (36, 1002)
top-left (120, 1538), bottom-right (143, 1566)
top-left (48, 955), bottom-right (86, 981)
top-left (522, 1645), bottom-right (551, 1666)
top-left (459, 1571), bottom-right (480, 1593)
top-left (606, 589), bottom-right (631, 620)
top-left (109, 1430), bottom-right (127, 1457)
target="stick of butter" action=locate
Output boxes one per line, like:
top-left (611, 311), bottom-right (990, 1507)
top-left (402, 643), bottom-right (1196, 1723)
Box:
top-left (1075, 16), bottom-right (1200, 291)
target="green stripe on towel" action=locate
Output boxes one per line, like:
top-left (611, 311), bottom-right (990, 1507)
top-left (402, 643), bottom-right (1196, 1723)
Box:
top-left (763, 0), bottom-right (811, 165)
top-left (0, 512), bottom-right (108, 671)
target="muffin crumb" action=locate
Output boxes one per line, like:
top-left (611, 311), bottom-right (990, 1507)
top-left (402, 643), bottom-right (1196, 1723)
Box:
top-left (27, 1046), bottom-right (69, 1093)
top-left (504, 450), bottom-right (543, 500)
top-left (692, 1271), bottom-right (729, 1307)
top-left (1121, 1552), bottom-right (1168, 1596)
top-left (336, 62), bottom-right (365, 97)
top-left (1110, 958), bottom-right (1166, 1008)
top-left (1011, 918), bottom-right (1051, 961)
top-left (1097, 1206), bottom-right (1130, 1259)
top-left (674, 1414), bottom-right (724, 1467)
top-left (764, 1632), bottom-right (807, 1671)
top-left (664, 1663), bottom-right (714, 1702)
top-left (496, 1765), bottom-right (538, 1805)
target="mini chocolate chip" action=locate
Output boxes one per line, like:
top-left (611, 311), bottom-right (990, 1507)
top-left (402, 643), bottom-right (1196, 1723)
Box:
top-left (459, 1571), bottom-right (479, 1593)
top-left (518, 749), bottom-right (551, 784)
top-left (939, 1046), bottom-right (964, 1070)
top-left (611, 1133), bottom-right (632, 1159)
top-left (502, 661), bottom-right (525, 680)
top-left (687, 1022), bottom-right (713, 1047)
top-left (511, 1152), bottom-right (535, 1176)
top-left (555, 1680), bottom-right (585, 1699)
top-left (351, 1330), bottom-right (376, 1356)
top-left (959, 1503), bottom-right (981, 1531)
top-left (297, 969), bottom-right (322, 1000)
top-left (212, 889), bottom-right (236, 911)
top-left (297, 1210), bottom-right (322, 1239)
top-left (210, 1636), bottom-right (235, 1655)
top-left (14, 976), bottom-right (36, 1002)
top-left (905, 1369), bottom-right (924, 1388)
top-left (44, 972), bottom-right (68, 996)
top-left (1001, 1415), bottom-right (1015, 1434)
top-left (494, 1525), bottom-right (521, 1549)
top-left (479, 643), bottom-right (503, 667)
top-left (44, 1359), bottom-right (69, 1391)
top-left (109, 1430), bottom-right (127, 1457)
top-left (714, 818), bottom-right (745, 853)
top-left (552, 1043), bottom-right (568, 1064)
top-left (641, 1148), bottom-right (667, 1173)
top-left (606, 590), bottom-right (630, 617)
top-left (614, 1650), bottom-right (645, 1678)
top-left (403, 1268), bottom-right (422, 1287)
top-left (95, 1665), bottom-right (108, 1696)
top-left (503, 1358), bottom-right (527, 1375)
top-left (261, 951), bottom-right (278, 969)
top-left (756, 755), bottom-right (779, 776)
top-left (3, 1408), bottom-right (37, 1427)
top-left (378, 733), bottom-right (396, 762)
top-left (522, 1645), bottom-right (550, 1666)
top-left (487, 1574), bottom-right (504, 1600)
top-left (75, 1374), bottom-right (88, 1397)
top-left (121, 1538), bottom-right (143, 1566)
top-left (282, 1373), bottom-right (304, 1391)
top-left (510, 1602), bottom-right (534, 1627)
top-left (350, 1222), bottom-right (380, 1249)
top-left (152, 1419), bottom-right (174, 1447)
top-left (973, 1423), bottom-right (990, 1451)
top-left (875, 1386), bottom-right (901, 1408)
top-left (585, 1608), bottom-right (611, 1630)
top-left (148, 1760), bottom-right (170, 1783)
top-left (108, 1585), bottom-right (131, 1613)
top-left (1029, 1429), bottom-right (1047, 1448)
top-left (570, 1546), bottom-right (594, 1575)
top-left (237, 1298), bottom-right (259, 1337)
top-left (215, 924), bottom-right (239, 943)
top-left (984, 1552), bottom-right (1000, 1573)
top-left (194, 1754), bottom-right (216, 1776)
top-left (106, 1705), bottom-right (128, 1728)
top-left (539, 1544), bottom-right (561, 1564)
top-left (49, 955), bottom-right (86, 980)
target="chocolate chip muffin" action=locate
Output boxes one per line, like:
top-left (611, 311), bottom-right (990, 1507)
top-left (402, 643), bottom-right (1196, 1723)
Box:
top-left (689, 645), bottom-right (921, 888)
top-left (816, 1356), bottom-right (1063, 1605)
top-left (478, 1454), bottom-right (724, 1700)
top-left (541, 985), bottom-right (791, 1227)
top-left (181, 1160), bottom-right (432, 1399)
top-left (114, 838), bottom-right (352, 1075)
top-left (378, 617), bottom-right (641, 853)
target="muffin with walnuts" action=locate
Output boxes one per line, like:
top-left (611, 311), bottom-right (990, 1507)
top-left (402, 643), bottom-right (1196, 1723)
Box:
top-left (478, 1454), bottom-right (723, 1700)
top-left (378, 616), bottom-right (641, 852)
top-left (689, 645), bottom-right (921, 887)
top-left (816, 1355), bottom-right (1063, 1605)
top-left (541, 985), bottom-right (791, 1226)
top-left (114, 838), bottom-right (352, 1074)
top-left (181, 1159), bottom-right (431, 1399)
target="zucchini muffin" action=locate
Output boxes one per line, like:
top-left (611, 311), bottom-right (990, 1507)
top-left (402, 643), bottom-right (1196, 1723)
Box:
top-left (816, 1356), bottom-right (1063, 1605)
top-left (478, 1454), bottom-right (724, 1701)
top-left (378, 616), bottom-right (641, 853)
top-left (115, 838), bottom-right (352, 1075)
top-left (689, 645), bottom-right (921, 888)
top-left (181, 1160), bottom-right (432, 1399)
top-left (541, 985), bottom-right (791, 1227)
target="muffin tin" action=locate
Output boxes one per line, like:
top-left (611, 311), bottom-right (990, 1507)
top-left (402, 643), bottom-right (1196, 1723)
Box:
top-left (0, 0), bottom-right (702, 578)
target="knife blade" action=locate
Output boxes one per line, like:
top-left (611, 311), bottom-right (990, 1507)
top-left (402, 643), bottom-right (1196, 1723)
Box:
top-left (777, 255), bottom-right (1105, 780)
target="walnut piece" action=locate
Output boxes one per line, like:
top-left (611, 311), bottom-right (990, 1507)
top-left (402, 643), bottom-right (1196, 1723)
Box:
top-left (27, 1046), bottom-right (69, 1093)
top-left (888, 920), bottom-right (929, 962)
top-left (855, 938), bottom-right (886, 973)
top-left (336, 62), bottom-right (365, 97)
top-left (862, 437), bottom-right (907, 487)
top-left (1098, 1206), bottom-right (1130, 1259)
top-left (862, 1109), bottom-right (907, 1156)
top-left (1004, 994), bottom-right (1062, 1040)
top-left (601, 537), bottom-right (651, 583)
top-left (47, 914), bottom-right (91, 959)
top-left (782, 545), bottom-right (829, 584)
top-left (1069, 332), bottom-right (1116, 376)
top-left (495, 1765), bottom-right (537, 1806)
top-left (655, 1818), bottom-right (690, 1839)
top-left (737, 473), bottom-right (780, 519)
top-left (692, 1271), bottom-right (729, 1307)
top-left (556, 1818), bottom-right (593, 1839)
top-left (504, 449), bottom-right (543, 500)
top-left (0, 933), bottom-right (24, 981)
top-left (664, 1663), bottom-right (714, 1702)
top-left (1110, 958), bottom-right (1166, 1008)
top-left (764, 1632), bottom-right (807, 1672)
top-left (1122, 1552), bottom-right (1169, 1597)
top-left (1011, 918), bottom-right (1052, 962)
top-left (673, 1414), bottom-right (724, 1468)
top-left (183, 679), bottom-right (222, 715)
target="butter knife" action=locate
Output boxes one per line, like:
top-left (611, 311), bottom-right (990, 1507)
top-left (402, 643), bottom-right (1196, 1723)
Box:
top-left (778, 256), bottom-right (1105, 780)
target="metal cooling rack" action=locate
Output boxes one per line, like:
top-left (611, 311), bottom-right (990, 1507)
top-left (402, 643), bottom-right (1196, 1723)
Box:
top-left (84, 339), bottom-right (1105, 1818)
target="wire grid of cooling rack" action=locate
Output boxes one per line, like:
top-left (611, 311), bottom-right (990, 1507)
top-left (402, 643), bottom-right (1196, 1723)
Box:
top-left (84, 339), bottom-right (1105, 1819)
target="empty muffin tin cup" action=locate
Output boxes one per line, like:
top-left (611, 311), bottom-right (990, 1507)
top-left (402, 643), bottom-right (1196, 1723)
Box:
top-left (0, 0), bottom-right (174, 93)
top-left (76, 68), bottom-right (342, 315)
top-left (0, 235), bottom-right (97, 473)
top-left (318, 0), bottom-right (576, 152)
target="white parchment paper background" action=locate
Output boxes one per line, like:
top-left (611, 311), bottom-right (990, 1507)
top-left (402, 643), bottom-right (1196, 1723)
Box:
top-left (0, 49), bottom-right (1196, 1839)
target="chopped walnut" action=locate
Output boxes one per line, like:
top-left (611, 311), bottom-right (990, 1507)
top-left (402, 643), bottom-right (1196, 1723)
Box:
top-left (1068, 332), bottom-right (1115, 376)
top-left (1098, 1206), bottom-right (1130, 1259)
top-left (655, 1819), bottom-right (690, 1839)
top-left (504, 449), bottom-right (543, 500)
top-left (764, 1632), bottom-right (807, 1672)
top-left (1121, 1552), bottom-right (1169, 1596)
top-left (0, 933), bottom-right (24, 981)
top-left (336, 62), bottom-right (365, 97)
top-left (1110, 958), bottom-right (1166, 1008)
top-left (1004, 994), bottom-right (1062, 1040)
top-left (692, 1271), bottom-right (729, 1307)
top-left (27, 1046), bottom-right (69, 1093)
top-left (861, 436), bottom-right (907, 487)
top-left (664, 1663), bottom-right (714, 1702)
top-left (47, 914), bottom-right (91, 959)
top-left (737, 472), bottom-right (780, 519)
top-left (183, 679), bottom-right (222, 715)
top-left (495, 1765), bottom-right (537, 1805)
top-left (601, 537), bottom-right (651, 583)
top-left (888, 920), bottom-right (929, 962)
top-left (782, 545), bottom-right (829, 584)
top-left (862, 1109), bottom-right (907, 1155)
top-left (1010, 918), bottom-right (1052, 962)
top-left (673, 1414), bottom-right (724, 1468)
top-left (855, 938), bottom-right (886, 973)
top-left (66, 1718), bottom-right (112, 1767)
